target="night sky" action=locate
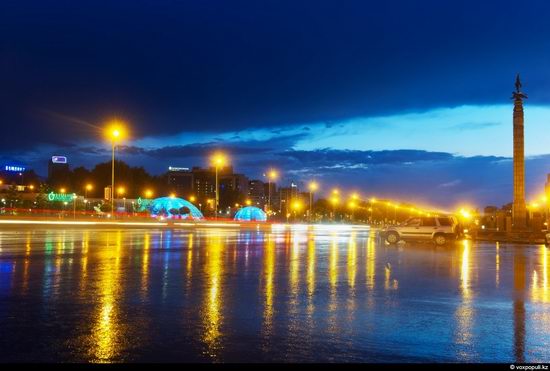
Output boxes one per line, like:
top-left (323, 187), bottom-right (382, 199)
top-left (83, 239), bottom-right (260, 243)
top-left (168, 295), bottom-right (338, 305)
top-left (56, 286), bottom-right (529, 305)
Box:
top-left (2, 0), bottom-right (550, 208)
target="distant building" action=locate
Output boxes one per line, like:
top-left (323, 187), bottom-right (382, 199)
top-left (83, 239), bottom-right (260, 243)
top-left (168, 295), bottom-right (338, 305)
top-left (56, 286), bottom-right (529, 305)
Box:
top-left (263, 181), bottom-right (279, 212)
top-left (167, 167), bottom-right (193, 197)
top-left (167, 165), bottom-right (248, 207)
top-left (279, 182), bottom-right (299, 215)
top-left (47, 156), bottom-right (69, 179)
top-left (248, 179), bottom-right (266, 207)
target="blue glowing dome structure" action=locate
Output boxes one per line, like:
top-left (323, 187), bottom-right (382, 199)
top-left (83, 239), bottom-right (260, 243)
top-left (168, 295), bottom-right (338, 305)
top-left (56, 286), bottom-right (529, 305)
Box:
top-left (234, 206), bottom-right (267, 222)
top-left (149, 197), bottom-right (204, 220)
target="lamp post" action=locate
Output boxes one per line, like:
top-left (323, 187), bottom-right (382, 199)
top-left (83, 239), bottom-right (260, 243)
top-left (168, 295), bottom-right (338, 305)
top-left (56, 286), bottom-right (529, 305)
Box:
top-left (85, 184), bottom-right (92, 198)
top-left (349, 193), bottom-right (359, 222)
top-left (84, 184), bottom-right (92, 212)
top-left (331, 188), bottom-right (340, 222)
top-left (266, 169), bottom-right (278, 216)
top-left (308, 181), bottom-right (318, 223)
top-left (292, 200), bottom-right (302, 222)
top-left (212, 153), bottom-right (226, 220)
top-left (73, 193), bottom-right (76, 219)
top-left (106, 121), bottom-right (125, 217)
top-left (117, 187), bottom-right (125, 216)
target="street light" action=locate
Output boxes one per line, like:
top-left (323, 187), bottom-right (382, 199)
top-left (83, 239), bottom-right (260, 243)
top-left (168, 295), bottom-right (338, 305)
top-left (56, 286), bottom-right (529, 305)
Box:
top-left (330, 195), bottom-right (339, 222)
top-left (266, 169), bottom-right (278, 215)
top-left (308, 181), bottom-right (318, 223)
top-left (117, 187), bottom-right (126, 214)
top-left (85, 183), bottom-right (93, 199)
top-left (105, 120), bottom-right (126, 217)
top-left (145, 189), bottom-right (153, 199)
top-left (292, 200), bottom-right (302, 222)
top-left (212, 152), bottom-right (227, 220)
top-left (60, 188), bottom-right (66, 194)
top-left (348, 200), bottom-right (357, 222)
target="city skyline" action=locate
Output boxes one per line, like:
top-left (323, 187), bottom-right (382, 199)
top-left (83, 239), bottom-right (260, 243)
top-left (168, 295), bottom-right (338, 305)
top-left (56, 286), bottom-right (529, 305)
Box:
top-left (2, 0), bottom-right (550, 208)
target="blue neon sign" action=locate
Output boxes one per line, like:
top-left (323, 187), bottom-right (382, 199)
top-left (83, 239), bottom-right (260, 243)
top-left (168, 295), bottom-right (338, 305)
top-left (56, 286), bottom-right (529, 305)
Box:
top-left (4, 165), bottom-right (25, 172)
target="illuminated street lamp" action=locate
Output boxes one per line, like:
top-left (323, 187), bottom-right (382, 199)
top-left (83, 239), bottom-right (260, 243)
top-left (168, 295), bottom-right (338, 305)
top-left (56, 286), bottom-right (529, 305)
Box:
top-left (330, 195), bottom-right (339, 221)
top-left (60, 188), bottom-right (66, 194)
top-left (348, 200), bottom-right (357, 222)
top-left (105, 120), bottom-right (126, 216)
top-left (85, 183), bottom-right (93, 199)
top-left (266, 169), bottom-right (278, 215)
top-left (145, 189), bottom-right (153, 199)
top-left (245, 199), bottom-right (252, 206)
top-left (211, 152), bottom-right (227, 220)
top-left (189, 195), bottom-right (196, 203)
top-left (308, 181), bottom-right (318, 223)
top-left (291, 200), bottom-right (302, 221)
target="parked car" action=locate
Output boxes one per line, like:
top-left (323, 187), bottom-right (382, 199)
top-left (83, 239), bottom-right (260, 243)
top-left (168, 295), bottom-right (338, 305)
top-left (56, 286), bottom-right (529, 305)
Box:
top-left (380, 215), bottom-right (460, 246)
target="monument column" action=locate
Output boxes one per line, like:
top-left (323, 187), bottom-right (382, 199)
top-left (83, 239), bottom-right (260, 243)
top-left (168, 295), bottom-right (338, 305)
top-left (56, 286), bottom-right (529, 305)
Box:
top-left (512, 74), bottom-right (527, 230)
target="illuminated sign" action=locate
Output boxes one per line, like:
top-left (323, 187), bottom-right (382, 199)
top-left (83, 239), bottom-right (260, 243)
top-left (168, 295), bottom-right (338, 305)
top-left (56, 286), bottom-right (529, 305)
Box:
top-left (168, 166), bottom-right (190, 172)
top-left (51, 156), bottom-right (67, 164)
top-left (47, 192), bottom-right (75, 202)
top-left (137, 197), bottom-right (153, 211)
top-left (4, 165), bottom-right (25, 172)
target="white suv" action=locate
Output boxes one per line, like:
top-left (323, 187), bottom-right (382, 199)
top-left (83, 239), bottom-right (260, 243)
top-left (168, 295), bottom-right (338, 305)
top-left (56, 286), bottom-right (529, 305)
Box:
top-left (380, 215), bottom-right (459, 246)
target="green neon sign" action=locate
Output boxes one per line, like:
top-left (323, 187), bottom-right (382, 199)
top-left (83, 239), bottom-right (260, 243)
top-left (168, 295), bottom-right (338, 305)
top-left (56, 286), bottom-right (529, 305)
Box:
top-left (137, 197), bottom-right (153, 211)
top-left (47, 192), bottom-right (75, 202)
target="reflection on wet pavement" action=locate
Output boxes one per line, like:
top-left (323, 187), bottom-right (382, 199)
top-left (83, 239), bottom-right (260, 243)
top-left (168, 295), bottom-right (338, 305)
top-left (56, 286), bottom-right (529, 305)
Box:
top-left (0, 227), bottom-right (549, 362)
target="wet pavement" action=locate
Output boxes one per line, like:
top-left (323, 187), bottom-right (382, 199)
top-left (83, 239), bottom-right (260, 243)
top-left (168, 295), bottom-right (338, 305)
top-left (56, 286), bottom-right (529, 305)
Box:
top-left (0, 226), bottom-right (548, 362)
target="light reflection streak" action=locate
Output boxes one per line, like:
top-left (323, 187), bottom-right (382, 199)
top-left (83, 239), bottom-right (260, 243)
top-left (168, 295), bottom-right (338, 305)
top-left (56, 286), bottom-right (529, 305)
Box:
top-left (513, 248), bottom-right (526, 363)
top-left (306, 234), bottom-right (316, 311)
top-left (531, 245), bottom-right (549, 303)
top-left (79, 231), bottom-right (89, 295)
top-left (21, 232), bottom-right (31, 294)
top-left (454, 239), bottom-right (475, 361)
top-left (366, 236), bottom-right (376, 290)
top-left (141, 232), bottom-right (150, 298)
top-left (186, 233), bottom-right (194, 283)
top-left (262, 234), bottom-right (275, 342)
top-left (202, 233), bottom-right (224, 360)
top-left (495, 242), bottom-right (500, 287)
top-left (91, 231), bottom-right (123, 363)
top-left (347, 232), bottom-right (357, 290)
top-left (328, 233), bottom-right (339, 314)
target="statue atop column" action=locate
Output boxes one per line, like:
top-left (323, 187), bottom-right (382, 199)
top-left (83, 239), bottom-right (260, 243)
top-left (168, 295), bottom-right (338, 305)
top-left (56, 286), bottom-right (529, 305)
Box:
top-left (513, 73), bottom-right (528, 100)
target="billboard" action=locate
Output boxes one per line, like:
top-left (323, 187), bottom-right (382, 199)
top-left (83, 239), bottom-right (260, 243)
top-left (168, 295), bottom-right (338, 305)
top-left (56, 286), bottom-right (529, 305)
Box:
top-left (51, 156), bottom-right (67, 164)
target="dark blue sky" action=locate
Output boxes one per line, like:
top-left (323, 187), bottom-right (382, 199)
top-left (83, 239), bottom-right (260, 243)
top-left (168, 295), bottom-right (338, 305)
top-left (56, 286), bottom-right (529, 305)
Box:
top-left (2, 0), bottom-right (550, 208)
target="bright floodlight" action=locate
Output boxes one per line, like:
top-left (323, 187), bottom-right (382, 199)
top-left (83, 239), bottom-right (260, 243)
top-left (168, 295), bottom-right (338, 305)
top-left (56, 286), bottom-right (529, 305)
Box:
top-left (309, 181), bottom-right (318, 192)
top-left (105, 119), bottom-right (126, 141)
top-left (212, 152), bottom-right (227, 167)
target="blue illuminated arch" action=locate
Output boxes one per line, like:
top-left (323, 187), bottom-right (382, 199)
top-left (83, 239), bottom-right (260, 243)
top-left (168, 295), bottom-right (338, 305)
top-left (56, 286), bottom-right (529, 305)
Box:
top-left (234, 206), bottom-right (267, 222)
top-left (149, 197), bottom-right (204, 220)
